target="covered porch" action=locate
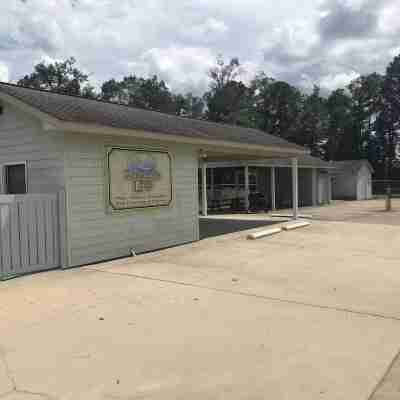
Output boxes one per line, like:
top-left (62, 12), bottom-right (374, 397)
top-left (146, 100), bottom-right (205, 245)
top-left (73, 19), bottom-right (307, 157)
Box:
top-left (198, 158), bottom-right (334, 219)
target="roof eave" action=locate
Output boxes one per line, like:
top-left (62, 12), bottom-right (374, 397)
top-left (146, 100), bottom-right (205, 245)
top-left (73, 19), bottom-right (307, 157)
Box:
top-left (49, 120), bottom-right (307, 157)
top-left (0, 89), bottom-right (306, 157)
top-left (0, 91), bottom-right (61, 129)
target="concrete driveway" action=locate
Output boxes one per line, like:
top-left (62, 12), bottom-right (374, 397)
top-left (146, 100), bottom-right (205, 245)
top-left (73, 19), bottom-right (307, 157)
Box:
top-left (1, 200), bottom-right (400, 399)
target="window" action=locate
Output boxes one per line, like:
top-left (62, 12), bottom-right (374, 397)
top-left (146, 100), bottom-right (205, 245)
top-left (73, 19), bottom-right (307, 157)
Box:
top-left (4, 164), bottom-right (27, 194)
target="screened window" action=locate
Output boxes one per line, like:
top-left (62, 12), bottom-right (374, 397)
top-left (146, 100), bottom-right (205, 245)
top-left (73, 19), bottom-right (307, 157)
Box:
top-left (4, 164), bottom-right (27, 194)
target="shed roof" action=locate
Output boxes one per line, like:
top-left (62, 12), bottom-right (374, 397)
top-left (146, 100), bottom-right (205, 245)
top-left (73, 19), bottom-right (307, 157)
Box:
top-left (0, 82), bottom-right (305, 154)
top-left (334, 160), bottom-right (374, 174)
top-left (296, 154), bottom-right (334, 168)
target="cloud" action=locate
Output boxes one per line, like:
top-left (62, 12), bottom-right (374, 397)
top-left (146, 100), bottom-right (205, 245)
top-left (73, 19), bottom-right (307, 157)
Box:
top-left (128, 46), bottom-right (216, 93)
top-left (0, 62), bottom-right (9, 82)
top-left (0, 0), bottom-right (399, 95)
top-left (319, 70), bottom-right (360, 91)
top-left (318, 0), bottom-right (383, 41)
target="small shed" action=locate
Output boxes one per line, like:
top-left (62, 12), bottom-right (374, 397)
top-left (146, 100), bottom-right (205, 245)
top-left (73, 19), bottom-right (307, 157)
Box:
top-left (0, 82), bottom-right (306, 279)
top-left (332, 160), bottom-right (374, 200)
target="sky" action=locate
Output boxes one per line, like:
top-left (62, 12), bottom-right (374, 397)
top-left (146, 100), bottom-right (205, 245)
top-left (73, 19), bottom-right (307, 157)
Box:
top-left (0, 0), bottom-right (399, 95)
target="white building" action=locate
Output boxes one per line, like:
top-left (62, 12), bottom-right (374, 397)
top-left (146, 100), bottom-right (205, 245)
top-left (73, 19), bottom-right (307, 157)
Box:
top-left (332, 160), bottom-right (374, 201)
top-left (0, 82), bottom-right (306, 279)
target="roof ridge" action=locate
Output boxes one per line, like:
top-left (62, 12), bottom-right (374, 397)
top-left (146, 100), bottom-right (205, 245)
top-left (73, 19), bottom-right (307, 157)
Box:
top-left (0, 81), bottom-right (305, 152)
top-left (0, 81), bottom-right (280, 138)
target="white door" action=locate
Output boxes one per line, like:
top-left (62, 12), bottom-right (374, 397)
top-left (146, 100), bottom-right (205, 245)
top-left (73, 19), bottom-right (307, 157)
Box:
top-left (318, 174), bottom-right (329, 204)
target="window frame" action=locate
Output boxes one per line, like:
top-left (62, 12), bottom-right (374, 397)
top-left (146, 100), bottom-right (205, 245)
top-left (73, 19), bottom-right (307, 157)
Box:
top-left (1, 161), bottom-right (28, 195)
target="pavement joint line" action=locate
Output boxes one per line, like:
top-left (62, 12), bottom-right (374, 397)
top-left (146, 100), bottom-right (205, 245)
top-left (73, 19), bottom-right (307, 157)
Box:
top-left (0, 348), bottom-right (16, 392)
top-left (83, 267), bottom-right (400, 323)
top-left (0, 347), bottom-right (57, 400)
top-left (367, 347), bottom-right (400, 400)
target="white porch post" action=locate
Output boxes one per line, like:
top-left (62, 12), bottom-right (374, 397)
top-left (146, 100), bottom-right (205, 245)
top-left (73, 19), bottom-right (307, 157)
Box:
top-left (210, 167), bottom-right (214, 194)
top-left (244, 165), bottom-right (250, 212)
top-left (292, 158), bottom-right (299, 220)
top-left (202, 162), bottom-right (208, 216)
top-left (328, 175), bottom-right (332, 203)
top-left (271, 167), bottom-right (276, 211)
top-left (312, 168), bottom-right (318, 206)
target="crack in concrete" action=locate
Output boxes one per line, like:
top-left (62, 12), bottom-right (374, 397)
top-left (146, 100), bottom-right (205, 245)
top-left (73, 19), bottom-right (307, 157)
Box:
top-left (0, 347), bottom-right (16, 392)
top-left (0, 347), bottom-right (57, 400)
top-left (84, 267), bottom-right (400, 323)
top-left (368, 347), bottom-right (400, 400)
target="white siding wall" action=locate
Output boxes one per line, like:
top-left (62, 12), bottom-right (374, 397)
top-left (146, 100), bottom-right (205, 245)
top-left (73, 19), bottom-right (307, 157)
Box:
top-left (332, 172), bottom-right (357, 200)
top-left (356, 165), bottom-right (373, 200)
top-left (64, 132), bottom-right (199, 267)
top-left (318, 172), bottom-right (331, 204)
top-left (0, 103), bottom-right (65, 193)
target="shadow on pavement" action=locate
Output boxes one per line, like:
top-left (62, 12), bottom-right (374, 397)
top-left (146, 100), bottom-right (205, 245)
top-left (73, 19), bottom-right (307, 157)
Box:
top-left (199, 218), bottom-right (279, 240)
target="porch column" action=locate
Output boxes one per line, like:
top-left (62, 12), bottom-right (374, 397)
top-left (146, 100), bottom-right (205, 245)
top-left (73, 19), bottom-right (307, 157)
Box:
top-left (328, 175), bottom-right (332, 203)
top-left (202, 162), bottom-right (208, 216)
top-left (292, 158), bottom-right (299, 220)
top-left (210, 168), bottom-right (214, 194)
top-left (271, 167), bottom-right (276, 211)
top-left (312, 168), bottom-right (318, 206)
top-left (244, 165), bottom-right (250, 211)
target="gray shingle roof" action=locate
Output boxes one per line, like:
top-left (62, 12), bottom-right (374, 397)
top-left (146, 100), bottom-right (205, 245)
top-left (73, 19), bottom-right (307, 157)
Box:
top-left (334, 160), bottom-right (374, 173)
top-left (0, 82), bottom-right (304, 152)
top-left (296, 154), bottom-right (335, 168)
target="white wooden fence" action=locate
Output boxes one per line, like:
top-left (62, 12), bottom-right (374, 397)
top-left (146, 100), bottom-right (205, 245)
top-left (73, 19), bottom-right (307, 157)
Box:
top-left (0, 192), bottom-right (66, 279)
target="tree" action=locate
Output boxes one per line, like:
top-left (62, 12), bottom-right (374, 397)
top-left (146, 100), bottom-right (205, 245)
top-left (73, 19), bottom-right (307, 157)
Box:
top-left (18, 57), bottom-right (94, 97)
top-left (204, 80), bottom-right (252, 124)
top-left (101, 79), bottom-right (124, 102)
top-left (174, 93), bottom-right (204, 118)
top-left (323, 89), bottom-right (354, 160)
top-left (204, 56), bottom-right (252, 125)
top-left (375, 55), bottom-right (400, 182)
top-left (348, 73), bottom-right (384, 165)
top-left (298, 85), bottom-right (328, 156)
top-left (100, 75), bottom-right (203, 116)
top-left (252, 76), bottom-right (303, 142)
top-left (208, 55), bottom-right (242, 91)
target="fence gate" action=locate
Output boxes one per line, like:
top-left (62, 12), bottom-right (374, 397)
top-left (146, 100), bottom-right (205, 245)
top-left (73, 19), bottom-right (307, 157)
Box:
top-left (0, 193), bottom-right (66, 279)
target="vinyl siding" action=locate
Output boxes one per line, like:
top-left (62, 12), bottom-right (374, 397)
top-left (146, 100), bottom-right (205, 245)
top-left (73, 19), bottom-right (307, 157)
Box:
top-left (0, 103), bottom-right (65, 193)
top-left (332, 172), bottom-right (357, 200)
top-left (64, 132), bottom-right (199, 267)
top-left (356, 165), bottom-right (372, 200)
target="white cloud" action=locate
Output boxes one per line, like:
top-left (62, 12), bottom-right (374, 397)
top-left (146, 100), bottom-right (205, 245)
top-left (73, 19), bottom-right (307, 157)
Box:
top-left (131, 46), bottom-right (216, 93)
top-left (0, 0), bottom-right (399, 94)
top-left (0, 62), bottom-right (9, 82)
top-left (320, 71), bottom-right (360, 91)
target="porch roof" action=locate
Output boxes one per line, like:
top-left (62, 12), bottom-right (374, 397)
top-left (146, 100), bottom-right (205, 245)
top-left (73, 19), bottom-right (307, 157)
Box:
top-left (205, 154), bottom-right (336, 169)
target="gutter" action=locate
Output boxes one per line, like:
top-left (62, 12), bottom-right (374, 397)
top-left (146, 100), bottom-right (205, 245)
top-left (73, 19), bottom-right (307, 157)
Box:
top-left (0, 91), bottom-right (306, 157)
top-left (49, 121), bottom-right (306, 157)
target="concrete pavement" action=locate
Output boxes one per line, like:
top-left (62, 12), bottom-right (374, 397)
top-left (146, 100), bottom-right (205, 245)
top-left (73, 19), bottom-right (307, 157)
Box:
top-left (1, 200), bottom-right (400, 399)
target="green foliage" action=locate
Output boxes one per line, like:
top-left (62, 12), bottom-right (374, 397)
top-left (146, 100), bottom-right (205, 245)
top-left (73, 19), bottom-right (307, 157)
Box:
top-left (374, 56), bottom-right (400, 177)
top-left (100, 75), bottom-right (204, 116)
top-left (298, 86), bottom-right (328, 157)
top-left (204, 56), bottom-right (252, 125)
top-left (18, 57), bottom-right (93, 97)
top-left (175, 93), bottom-right (205, 118)
top-left (16, 54), bottom-right (400, 177)
top-left (252, 76), bottom-right (303, 141)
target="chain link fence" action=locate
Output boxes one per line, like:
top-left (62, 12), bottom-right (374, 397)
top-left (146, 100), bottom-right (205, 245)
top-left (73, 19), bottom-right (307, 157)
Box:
top-left (372, 180), bottom-right (400, 197)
